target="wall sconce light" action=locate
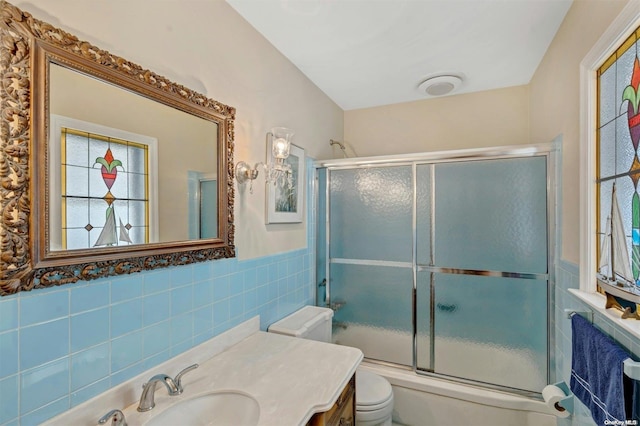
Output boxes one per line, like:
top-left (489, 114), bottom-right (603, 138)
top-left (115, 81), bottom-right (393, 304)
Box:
top-left (235, 127), bottom-right (294, 193)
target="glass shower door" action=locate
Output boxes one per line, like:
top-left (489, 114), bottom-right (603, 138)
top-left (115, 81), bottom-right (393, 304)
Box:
top-left (327, 166), bottom-right (414, 365)
top-left (318, 152), bottom-right (550, 393)
top-left (416, 157), bottom-right (549, 392)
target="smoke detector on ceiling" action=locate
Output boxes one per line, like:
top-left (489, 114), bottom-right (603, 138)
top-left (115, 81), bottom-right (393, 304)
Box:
top-left (418, 75), bottom-right (463, 97)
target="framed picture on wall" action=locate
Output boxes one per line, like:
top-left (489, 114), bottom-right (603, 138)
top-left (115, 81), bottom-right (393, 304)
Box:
top-left (266, 143), bottom-right (305, 223)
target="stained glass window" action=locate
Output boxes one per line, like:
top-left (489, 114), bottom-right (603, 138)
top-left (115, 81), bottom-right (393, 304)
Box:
top-left (597, 27), bottom-right (640, 288)
top-left (60, 128), bottom-right (150, 249)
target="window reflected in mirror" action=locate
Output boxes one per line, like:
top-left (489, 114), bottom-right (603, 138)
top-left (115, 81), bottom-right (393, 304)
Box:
top-left (57, 125), bottom-right (154, 249)
top-left (49, 63), bottom-right (218, 249)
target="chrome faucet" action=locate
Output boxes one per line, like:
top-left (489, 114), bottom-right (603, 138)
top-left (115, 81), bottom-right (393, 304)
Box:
top-left (98, 409), bottom-right (127, 426)
top-left (137, 374), bottom-right (179, 412)
top-left (137, 364), bottom-right (199, 412)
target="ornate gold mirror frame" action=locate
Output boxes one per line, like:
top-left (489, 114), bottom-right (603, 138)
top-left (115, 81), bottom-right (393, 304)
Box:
top-left (0, 1), bottom-right (235, 295)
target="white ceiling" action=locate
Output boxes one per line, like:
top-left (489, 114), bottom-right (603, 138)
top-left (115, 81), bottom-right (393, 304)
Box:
top-left (226, 0), bottom-right (573, 110)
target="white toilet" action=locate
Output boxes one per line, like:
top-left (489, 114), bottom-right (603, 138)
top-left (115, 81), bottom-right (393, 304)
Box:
top-left (268, 306), bottom-right (394, 426)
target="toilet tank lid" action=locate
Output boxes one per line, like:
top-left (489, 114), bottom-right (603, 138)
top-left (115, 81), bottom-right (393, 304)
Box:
top-left (268, 306), bottom-right (333, 337)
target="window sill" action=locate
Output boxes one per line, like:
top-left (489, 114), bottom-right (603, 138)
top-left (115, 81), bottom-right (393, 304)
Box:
top-left (568, 288), bottom-right (640, 340)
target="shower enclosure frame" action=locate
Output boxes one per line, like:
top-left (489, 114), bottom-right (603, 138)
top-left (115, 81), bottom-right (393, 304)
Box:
top-left (314, 142), bottom-right (558, 399)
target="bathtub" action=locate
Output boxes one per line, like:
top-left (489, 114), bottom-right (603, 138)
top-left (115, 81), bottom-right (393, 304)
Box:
top-left (333, 324), bottom-right (558, 425)
top-left (358, 361), bottom-right (557, 426)
top-left (334, 323), bottom-right (547, 389)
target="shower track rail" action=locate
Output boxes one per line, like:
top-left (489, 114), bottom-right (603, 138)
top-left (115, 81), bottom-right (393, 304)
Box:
top-left (330, 258), bottom-right (549, 280)
top-left (316, 142), bottom-right (554, 168)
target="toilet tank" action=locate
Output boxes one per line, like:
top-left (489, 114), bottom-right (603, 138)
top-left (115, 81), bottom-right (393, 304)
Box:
top-left (268, 306), bottom-right (334, 343)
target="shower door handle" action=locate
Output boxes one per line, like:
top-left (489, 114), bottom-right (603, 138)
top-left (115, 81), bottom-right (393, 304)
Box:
top-left (318, 278), bottom-right (327, 303)
top-left (437, 302), bottom-right (457, 313)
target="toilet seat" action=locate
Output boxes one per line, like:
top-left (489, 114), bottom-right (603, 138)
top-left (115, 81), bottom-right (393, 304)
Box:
top-left (356, 370), bottom-right (394, 411)
top-left (357, 397), bottom-right (393, 412)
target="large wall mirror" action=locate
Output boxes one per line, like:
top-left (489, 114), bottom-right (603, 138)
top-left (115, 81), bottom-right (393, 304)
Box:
top-left (0, 1), bottom-right (235, 295)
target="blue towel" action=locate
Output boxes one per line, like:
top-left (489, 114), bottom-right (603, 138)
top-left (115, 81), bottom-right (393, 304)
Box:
top-left (570, 313), bottom-right (636, 425)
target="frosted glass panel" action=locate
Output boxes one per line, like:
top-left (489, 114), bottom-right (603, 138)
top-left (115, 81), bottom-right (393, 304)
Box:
top-left (616, 116), bottom-right (635, 176)
top-left (331, 263), bottom-right (413, 365)
top-left (434, 157), bottom-right (547, 273)
top-left (599, 121), bottom-right (616, 179)
top-left (600, 180), bottom-right (613, 237)
top-left (320, 153), bottom-right (549, 392)
top-left (128, 144), bottom-right (146, 173)
top-left (65, 197), bottom-right (88, 228)
top-left (416, 164), bottom-right (432, 265)
top-left (416, 271), bottom-right (432, 370)
top-left (129, 173), bottom-right (146, 199)
top-left (599, 63), bottom-right (616, 127)
top-left (330, 166), bottom-right (412, 262)
top-left (65, 166), bottom-right (89, 197)
top-left (65, 133), bottom-right (89, 166)
top-left (66, 228), bottom-right (88, 250)
top-left (433, 273), bottom-right (547, 392)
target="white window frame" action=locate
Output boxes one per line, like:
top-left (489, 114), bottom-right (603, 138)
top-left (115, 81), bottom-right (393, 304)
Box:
top-left (49, 114), bottom-right (159, 250)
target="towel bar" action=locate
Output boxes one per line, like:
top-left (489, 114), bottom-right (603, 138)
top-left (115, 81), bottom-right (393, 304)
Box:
top-left (624, 358), bottom-right (640, 380)
top-left (564, 309), bottom-right (593, 322)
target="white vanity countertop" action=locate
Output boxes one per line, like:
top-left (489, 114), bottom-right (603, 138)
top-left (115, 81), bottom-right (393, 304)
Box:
top-left (123, 331), bottom-right (363, 426)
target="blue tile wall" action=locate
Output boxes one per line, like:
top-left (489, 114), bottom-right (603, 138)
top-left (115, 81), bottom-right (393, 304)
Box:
top-left (0, 251), bottom-right (314, 425)
top-left (0, 157), bottom-right (317, 425)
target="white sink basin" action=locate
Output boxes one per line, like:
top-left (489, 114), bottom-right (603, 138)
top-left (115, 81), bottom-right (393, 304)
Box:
top-left (144, 391), bottom-right (260, 426)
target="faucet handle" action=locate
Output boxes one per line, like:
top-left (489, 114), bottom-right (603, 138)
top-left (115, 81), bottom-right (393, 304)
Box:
top-left (98, 409), bottom-right (127, 426)
top-left (172, 363), bottom-right (199, 395)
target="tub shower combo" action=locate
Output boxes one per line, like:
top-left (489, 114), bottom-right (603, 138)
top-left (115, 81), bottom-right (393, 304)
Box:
top-left (315, 143), bottom-right (557, 424)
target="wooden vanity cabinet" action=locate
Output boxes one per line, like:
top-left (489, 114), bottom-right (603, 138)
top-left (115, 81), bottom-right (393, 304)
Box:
top-left (308, 374), bottom-right (356, 426)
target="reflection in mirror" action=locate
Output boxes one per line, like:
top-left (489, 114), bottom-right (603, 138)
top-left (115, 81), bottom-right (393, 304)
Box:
top-left (192, 174), bottom-right (218, 239)
top-left (0, 0), bottom-right (235, 294)
top-left (49, 64), bottom-right (218, 250)
top-left (49, 115), bottom-right (159, 250)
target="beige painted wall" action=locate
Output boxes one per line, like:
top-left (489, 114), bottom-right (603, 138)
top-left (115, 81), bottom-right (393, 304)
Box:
top-left (17, 0), bottom-right (343, 259)
top-left (344, 85), bottom-right (530, 156)
top-left (529, 0), bottom-right (628, 264)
